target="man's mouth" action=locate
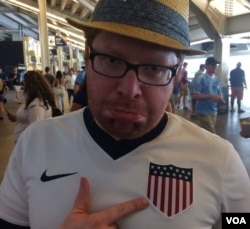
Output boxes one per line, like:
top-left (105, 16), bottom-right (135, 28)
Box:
top-left (109, 109), bottom-right (143, 123)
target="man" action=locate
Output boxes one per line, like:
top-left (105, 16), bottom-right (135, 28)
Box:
top-left (65, 67), bottom-right (76, 106)
top-left (0, 67), bottom-right (9, 102)
top-left (229, 62), bottom-right (247, 113)
top-left (8, 66), bottom-right (22, 103)
top-left (70, 80), bottom-right (88, 112)
top-left (73, 65), bottom-right (86, 94)
top-left (177, 62), bottom-right (189, 109)
top-left (43, 66), bottom-right (54, 87)
top-left (0, 1), bottom-right (249, 229)
top-left (193, 57), bottom-right (225, 133)
top-left (191, 64), bottom-right (205, 117)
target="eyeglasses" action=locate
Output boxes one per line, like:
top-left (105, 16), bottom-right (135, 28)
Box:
top-left (89, 51), bottom-right (180, 86)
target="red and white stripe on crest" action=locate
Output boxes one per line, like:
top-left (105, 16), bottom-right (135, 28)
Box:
top-left (147, 163), bottom-right (193, 217)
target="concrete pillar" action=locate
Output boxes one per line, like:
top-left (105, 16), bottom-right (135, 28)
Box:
top-left (75, 47), bottom-right (80, 71)
top-left (38, 0), bottom-right (50, 70)
top-left (69, 42), bottom-right (73, 68)
top-left (214, 35), bottom-right (231, 113)
top-left (214, 35), bottom-right (230, 86)
top-left (56, 31), bottom-right (63, 71)
top-left (57, 46), bottom-right (63, 71)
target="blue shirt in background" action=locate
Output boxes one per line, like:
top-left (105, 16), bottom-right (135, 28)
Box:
top-left (193, 74), bottom-right (223, 115)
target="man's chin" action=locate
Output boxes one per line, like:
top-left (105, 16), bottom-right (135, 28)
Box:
top-left (103, 121), bottom-right (145, 140)
top-left (93, 109), bottom-right (147, 139)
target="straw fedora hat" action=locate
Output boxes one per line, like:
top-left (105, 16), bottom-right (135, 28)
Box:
top-left (66, 0), bottom-right (205, 55)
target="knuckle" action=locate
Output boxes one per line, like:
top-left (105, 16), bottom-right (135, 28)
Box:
top-left (116, 205), bottom-right (128, 217)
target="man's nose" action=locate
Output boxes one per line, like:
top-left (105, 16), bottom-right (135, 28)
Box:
top-left (116, 69), bottom-right (142, 98)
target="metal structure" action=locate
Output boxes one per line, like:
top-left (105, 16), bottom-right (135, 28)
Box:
top-left (0, 0), bottom-right (250, 50)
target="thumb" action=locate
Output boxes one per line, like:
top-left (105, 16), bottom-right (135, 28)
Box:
top-left (72, 177), bottom-right (90, 214)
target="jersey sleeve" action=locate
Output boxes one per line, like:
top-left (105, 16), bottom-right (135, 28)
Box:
top-left (0, 143), bottom-right (30, 226)
top-left (221, 146), bottom-right (250, 212)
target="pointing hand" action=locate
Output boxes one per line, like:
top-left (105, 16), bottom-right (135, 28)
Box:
top-left (59, 177), bottom-right (149, 229)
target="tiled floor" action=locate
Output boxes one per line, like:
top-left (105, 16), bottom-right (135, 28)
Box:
top-left (0, 91), bottom-right (250, 182)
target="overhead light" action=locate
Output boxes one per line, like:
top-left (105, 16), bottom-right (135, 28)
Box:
top-left (66, 37), bottom-right (85, 49)
top-left (191, 39), bottom-right (211, 46)
top-left (48, 23), bottom-right (84, 41)
top-left (6, 0), bottom-right (39, 13)
top-left (5, 0), bottom-right (68, 24)
top-left (47, 12), bottom-right (67, 24)
top-left (4, 0), bottom-right (85, 48)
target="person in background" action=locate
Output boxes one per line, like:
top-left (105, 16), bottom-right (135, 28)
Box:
top-left (65, 67), bottom-right (76, 106)
top-left (193, 57), bottom-right (225, 133)
top-left (177, 62), bottom-right (189, 109)
top-left (6, 71), bottom-right (55, 144)
top-left (53, 70), bottom-right (66, 114)
top-left (0, 1), bottom-right (249, 229)
top-left (74, 65), bottom-right (86, 94)
top-left (169, 83), bottom-right (180, 113)
top-left (0, 78), bottom-right (4, 120)
top-left (70, 79), bottom-right (88, 112)
top-left (191, 64), bottom-right (205, 117)
top-left (9, 66), bottom-right (22, 103)
top-left (229, 62), bottom-right (247, 113)
top-left (0, 67), bottom-right (9, 102)
top-left (43, 66), bottom-right (54, 87)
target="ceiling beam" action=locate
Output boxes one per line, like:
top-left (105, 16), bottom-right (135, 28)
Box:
top-left (80, 7), bottom-right (89, 19)
top-left (60, 0), bottom-right (68, 11)
top-left (50, 0), bottom-right (57, 8)
top-left (5, 13), bottom-right (30, 27)
top-left (22, 28), bottom-right (38, 38)
top-left (226, 13), bottom-right (250, 35)
top-left (0, 14), bottom-right (19, 29)
top-left (78, 0), bottom-right (95, 12)
top-left (190, 1), bottom-right (219, 40)
top-left (20, 14), bottom-right (38, 25)
top-left (71, 3), bottom-right (79, 15)
top-left (0, 6), bottom-right (16, 13)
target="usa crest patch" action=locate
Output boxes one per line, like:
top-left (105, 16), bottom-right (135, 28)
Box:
top-left (147, 162), bottom-right (193, 217)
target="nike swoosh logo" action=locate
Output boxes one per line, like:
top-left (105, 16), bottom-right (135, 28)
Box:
top-left (40, 169), bottom-right (78, 182)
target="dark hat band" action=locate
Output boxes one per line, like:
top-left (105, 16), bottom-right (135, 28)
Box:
top-left (91, 0), bottom-right (190, 48)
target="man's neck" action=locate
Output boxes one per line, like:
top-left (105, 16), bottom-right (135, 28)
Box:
top-left (206, 72), bottom-right (214, 77)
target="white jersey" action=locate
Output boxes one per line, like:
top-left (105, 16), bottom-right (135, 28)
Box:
top-left (0, 108), bottom-right (249, 229)
top-left (14, 98), bottom-right (52, 143)
top-left (65, 74), bottom-right (76, 90)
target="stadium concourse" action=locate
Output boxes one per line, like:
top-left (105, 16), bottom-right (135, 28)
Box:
top-left (0, 90), bottom-right (250, 181)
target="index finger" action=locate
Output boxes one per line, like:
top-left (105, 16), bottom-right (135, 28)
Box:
top-left (100, 197), bottom-right (149, 225)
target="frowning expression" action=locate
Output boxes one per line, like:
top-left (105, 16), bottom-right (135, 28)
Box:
top-left (86, 31), bottom-right (182, 139)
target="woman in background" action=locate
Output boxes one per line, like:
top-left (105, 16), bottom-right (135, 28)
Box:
top-left (7, 71), bottom-right (56, 143)
top-left (53, 70), bottom-right (65, 113)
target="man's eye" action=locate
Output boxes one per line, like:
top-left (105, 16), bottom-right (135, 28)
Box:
top-left (143, 65), bottom-right (166, 73)
top-left (106, 56), bottom-right (123, 66)
top-left (107, 57), bottom-right (116, 63)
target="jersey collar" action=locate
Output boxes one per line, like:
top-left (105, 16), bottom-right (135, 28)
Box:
top-left (84, 107), bottom-right (167, 160)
